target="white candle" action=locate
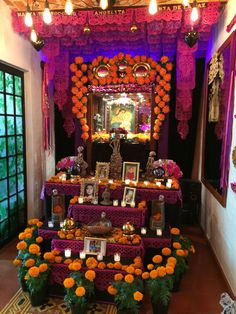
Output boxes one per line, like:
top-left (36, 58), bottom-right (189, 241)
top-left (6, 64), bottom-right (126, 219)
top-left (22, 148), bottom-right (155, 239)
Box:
top-left (79, 251), bottom-right (86, 259)
top-left (141, 227), bottom-right (147, 235)
top-left (167, 179), bottom-right (172, 184)
top-left (130, 201), bottom-right (135, 208)
top-left (78, 197), bottom-right (83, 204)
top-left (97, 253), bottom-right (103, 261)
top-left (93, 198), bottom-right (98, 205)
top-left (109, 179), bottom-right (114, 184)
top-left (156, 181), bottom-right (161, 187)
top-left (166, 182), bottom-right (171, 189)
top-left (121, 200), bottom-right (126, 207)
top-left (125, 179), bottom-right (130, 185)
top-left (114, 253), bottom-right (121, 262)
top-left (113, 200), bottom-right (119, 206)
top-left (48, 220), bottom-right (54, 228)
top-left (144, 181), bottom-right (149, 186)
top-left (133, 181), bottom-right (137, 186)
top-left (156, 228), bottom-right (162, 236)
top-left (61, 174), bottom-right (66, 181)
top-left (60, 221), bottom-right (64, 228)
top-left (64, 249), bottom-right (71, 258)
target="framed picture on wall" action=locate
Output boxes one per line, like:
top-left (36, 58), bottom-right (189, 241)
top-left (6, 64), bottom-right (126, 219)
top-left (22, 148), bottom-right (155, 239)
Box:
top-left (122, 162), bottom-right (140, 183)
top-left (95, 162), bottom-right (110, 180)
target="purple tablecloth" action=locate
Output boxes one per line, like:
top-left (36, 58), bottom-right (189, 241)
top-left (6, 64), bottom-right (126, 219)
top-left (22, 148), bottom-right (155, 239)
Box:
top-left (43, 182), bottom-right (182, 205)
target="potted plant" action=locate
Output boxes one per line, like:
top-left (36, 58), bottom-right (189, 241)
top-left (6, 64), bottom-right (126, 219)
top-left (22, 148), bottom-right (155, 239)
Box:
top-left (63, 263), bottom-right (96, 314)
top-left (107, 271), bottom-right (144, 314)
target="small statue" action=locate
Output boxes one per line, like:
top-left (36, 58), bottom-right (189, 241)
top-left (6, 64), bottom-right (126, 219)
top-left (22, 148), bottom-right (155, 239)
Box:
top-left (93, 113), bottom-right (103, 132)
top-left (77, 146), bottom-right (88, 177)
top-left (219, 292), bottom-right (236, 314)
top-left (146, 151), bottom-right (156, 180)
top-left (100, 185), bottom-right (112, 206)
top-left (109, 135), bottom-right (122, 180)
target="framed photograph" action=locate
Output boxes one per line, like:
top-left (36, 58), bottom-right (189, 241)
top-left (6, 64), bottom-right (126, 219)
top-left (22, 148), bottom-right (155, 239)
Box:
top-left (122, 186), bottom-right (136, 205)
top-left (80, 179), bottom-right (98, 203)
top-left (84, 237), bottom-right (107, 256)
top-left (95, 162), bottom-right (110, 180)
top-left (122, 162), bottom-right (140, 183)
top-left (149, 199), bottom-right (165, 230)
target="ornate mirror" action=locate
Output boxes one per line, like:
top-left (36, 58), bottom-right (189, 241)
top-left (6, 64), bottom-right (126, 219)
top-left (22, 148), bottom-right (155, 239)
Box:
top-left (202, 31), bottom-right (236, 207)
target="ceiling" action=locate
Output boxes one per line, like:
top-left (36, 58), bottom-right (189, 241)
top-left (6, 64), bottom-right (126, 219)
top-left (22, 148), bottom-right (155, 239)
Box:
top-left (5, 0), bottom-right (227, 12)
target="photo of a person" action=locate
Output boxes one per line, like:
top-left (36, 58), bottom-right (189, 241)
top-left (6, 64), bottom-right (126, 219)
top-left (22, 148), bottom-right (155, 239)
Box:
top-left (126, 166), bottom-right (136, 180)
top-left (122, 162), bottom-right (140, 183)
top-left (84, 237), bottom-right (107, 256)
top-left (85, 184), bottom-right (95, 198)
top-left (95, 162), bottom-right (110, 180)
top-left (80, 179), bottom-right (98, 203)
top-left (89, 240), bottom-right (101, 253)
top-left (123, 187), bottom-right (136, 205)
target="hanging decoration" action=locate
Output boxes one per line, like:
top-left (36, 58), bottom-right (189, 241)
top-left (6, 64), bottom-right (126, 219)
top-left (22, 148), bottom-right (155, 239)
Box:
top-left (69, 53), bottom-right (173, 141)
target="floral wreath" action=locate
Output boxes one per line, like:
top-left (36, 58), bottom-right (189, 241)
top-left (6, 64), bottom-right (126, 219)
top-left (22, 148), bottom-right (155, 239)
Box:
top-left (70, 53), bottom-right (173, 141)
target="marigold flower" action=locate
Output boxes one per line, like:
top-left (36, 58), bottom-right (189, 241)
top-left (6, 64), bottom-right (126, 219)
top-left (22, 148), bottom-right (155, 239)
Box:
top-left (134, 268), bottom-right (142, 276)
top-left (147, 264), bottom-right (154, 270)
top-left (75, 57), bottom-right (83, 65)
top-left (75, 286), bottom-right (86, 297)
top-left (64, 258), bottom-right (72, 265)
top-left (81, 132), bottom-right (89, 140)
top-left (29, 244), bottom-right (40, 255)
top-left (166, 262), bottom-right (175, 269)
top-left (153, 132), bottom-right (160, 140)
top-left (176, 249), bottom-right (185, 257)
top-left (114, 273), bottom-right (123, 281)
top-left (170, 227), bottom-right (180, 235)
top-left (98, 262), bottom-right (106, 269)
top-left (86, 257), bottom-right (98, 269)
top-left (107, 285), bottom-right (117, 295)
top-left (36, 236), bottom-right (43, 244)
top-left (70, 63), bottom-right (77, 72)
top-left (166, 266), bottom-right (174, 275)
top-left (43, 252), bottom-right (54, 260)
top-left (166, 63), bottom-right (173, 71)
top-left (18, 232), bottom-right (26, 240)
top-left (13, 259), bottom-right (21, 267)
top-left (114, 262), bottom-right (122, 269)
top-left (63, 277), bottom-right (75, 289)
top-left (167, 257), bottom-right (177, 265)
top-left (126, 266), bottom-right (135, 274)
top-left (81, 64), bottom-right (87, 72)
top-left (156, 266), bottom-right (166, 277)
top-left (150, 269), bottom-right (158, 279)
top-left (85, 270), bottom-right (96, 281)
top-left (152, 255), bottom-right (163, 264)
top-left (39, 263), bottom-right (48, 272)
top-left (28, 266), bottom-right (40, 277)
top-left (125, 274), bottom-right (134, 284)
top-left (55, 256), bottom-right (63, 264)
top-left (162, 247), bottom-right (172, 256)
top-left (142, 272), bottom-right (149, 280)
top-left (133, 291), bottom-right (143, 301)
top-left (82, 125), bottom-right (89, 132)
top-left (25, 258), bottom-right (35, 268)
top-left (72, 262), bottom-right (82, 271)
top-left (173, 242), bottom-right (182, 249)
top-left (16, 241), bottom-right (27, 251)
top-left (107, 263), bottom-right (114, 269)
top-left (161, 56), bottom-right (169, 63)
top-left (162, 105), bottom-right (170, 114)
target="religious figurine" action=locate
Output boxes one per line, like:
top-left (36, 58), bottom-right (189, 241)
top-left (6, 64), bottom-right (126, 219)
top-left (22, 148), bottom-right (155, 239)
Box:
top-left (146, 151), bottom-right (156, 180)
top-left (100, 185), bottom-right (112, 205)
top-left (93, 113), bottom-right (103, 132)
top-left (109, 135), bottom-right (122, 180)
top-left (77, 146), bottom-right (88, 177)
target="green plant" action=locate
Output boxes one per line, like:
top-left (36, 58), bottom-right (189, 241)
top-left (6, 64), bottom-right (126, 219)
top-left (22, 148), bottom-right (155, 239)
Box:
top-left (108, 273), bottom-right (144, 313)
top-left (25, 260), bottom-right (50, 294)
top-left (146, 273), bottom-right (173, 306)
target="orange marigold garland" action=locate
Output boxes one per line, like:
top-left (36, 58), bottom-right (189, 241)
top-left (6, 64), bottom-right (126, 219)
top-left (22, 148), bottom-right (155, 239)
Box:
top-left (70, 54), bottom-right (172, 141)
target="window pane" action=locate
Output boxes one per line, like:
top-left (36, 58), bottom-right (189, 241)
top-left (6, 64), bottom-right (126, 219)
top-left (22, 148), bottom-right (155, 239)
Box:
top-left (16, 116), bottom-right (23, 135)
top-left (17, 155), bottom-right (23, 173)
top-left (18, 191), bottom-right (24, 208)
top-left (15, 97), bottom-right (22, 115)
top-left (8, 157), bottom-right (16, 176)
top-left (0, 220), bottom-right (9, 242)
top-left (5, 73), bottom-right (13, 94)
top-left (9, 176), bottom-right (16, 195)
top-left (0, 159), bottom-right (7, 179)
top-left (17, 174), bottom-right (24, 191)
top-left (6, 95), bottom-right (14, 115)
top-left (9, 214), bottom-right (18, 236)
top-left (0, 179), bottom-right (7, 200)
top-left (16, 135), bottom-right (23, 153)
top-left (9, 195), bottom-right (17, 212)
top-left (14, 76), bottom-right (22, 96)
top-left (0, 116), bottom-right (5, 136)
top-left (7, 116), bottom-right (15, 135)
top-left (0, 200), bottom-right (8, 221)
top-left (7, 136), bottom-right (16, 156)
top-left (0, 93), bottom-right (4, 114)
top-left (0, 137), bottom-right (6, 157)
top-left (0, 71), bottom-right (3, 92)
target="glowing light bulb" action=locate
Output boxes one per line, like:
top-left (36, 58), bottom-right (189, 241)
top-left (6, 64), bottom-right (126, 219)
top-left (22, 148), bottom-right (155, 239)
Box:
top-left (148, 0), bottom-right (158, 15)
top-left (182, 0), bottom-right (189, 6)
top-left (100, 0), bottom-right (108, 10)
top-left (65, 0), bottom-right (73, 15)
top-left (43, 8), bottom-right (52, 24)
top-left (190, 6), bottom-right (199, 22)
top-left (24, 5), bottom-right (33, 27)
top-left (30, 29), bottom-right (37, 43)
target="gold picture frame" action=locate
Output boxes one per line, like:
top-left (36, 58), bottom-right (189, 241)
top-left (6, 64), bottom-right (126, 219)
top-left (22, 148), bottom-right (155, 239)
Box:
top-left (122, 162), bottom-right (140, 183)
top-left (95, 162), bottom-right (110, 180)
top-left (84, 237), bottom-right (107, 256)
top-left (80, 179), bottom-right (99, 203)
top-left (122, 186), bottom-right (136, 205)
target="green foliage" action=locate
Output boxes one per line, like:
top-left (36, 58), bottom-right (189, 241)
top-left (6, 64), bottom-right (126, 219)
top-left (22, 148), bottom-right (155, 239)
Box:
top-left (26, 261), bottom-right (49, 294)
top-left (173, 254), bottom-right (187, 282)
top-left (112, 277), bottom-right (143, 313)
top-left (146, 275), bottom-right (173, 306)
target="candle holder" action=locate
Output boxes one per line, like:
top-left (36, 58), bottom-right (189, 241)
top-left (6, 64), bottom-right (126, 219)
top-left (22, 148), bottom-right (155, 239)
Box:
top-left (64, 248), bottom-right (72, 258)
top-left (130, 201), bottom-right (136, 208)
top-left (48, 220), bottom-right (54, 228)
top-left (78, 197), bottom-right (84, 204)
top-left (166, 182), bottom-right (171, 189)
top-left (97, 253), bottom-right (103, 261)
top-left (79, 250), bottom-right (86, 259)
top-left (121, 200), bottom-right (126, 207)
top-left (113, 200), bottom-right (119, 206)
top-left (144, 180), bottom-right (149, 187)
top-left (156, 181), bottom-right (161, 187)
top-left (125, 179), bottom-right (130, 185)
top-left (114, 252), bottom-right (121, 262)
top-left (156, 228), bottom-right (162, 236)
top-left (141, 227), bottom-right (147, 235)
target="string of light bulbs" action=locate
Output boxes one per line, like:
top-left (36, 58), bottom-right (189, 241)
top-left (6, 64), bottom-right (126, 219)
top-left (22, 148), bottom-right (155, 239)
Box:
top-left (26, 0), bottom-right (199, 43)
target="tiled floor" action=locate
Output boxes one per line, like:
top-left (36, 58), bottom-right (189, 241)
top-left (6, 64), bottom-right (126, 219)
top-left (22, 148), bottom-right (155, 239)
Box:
top-left (0, 226), bottom-right (232, 313)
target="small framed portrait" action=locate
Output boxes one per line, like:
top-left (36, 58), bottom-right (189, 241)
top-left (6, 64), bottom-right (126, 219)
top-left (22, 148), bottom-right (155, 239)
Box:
top-left (122, 162), bottom-right (140, 183)
top-left (149, 198), bottom-right (165, 230)
top-left (84, 237), bottom-right (107, 256)
top-left (95, 162), bottom-right (110, 180)
top-left (122, 186), bottom-right (136, 205)
top-left (80, 179), bottom-right (98, 203)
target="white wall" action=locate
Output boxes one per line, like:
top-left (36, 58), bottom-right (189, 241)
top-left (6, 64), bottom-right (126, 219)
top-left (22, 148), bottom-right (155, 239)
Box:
top-left (201, 0), bottom-right (236, 295)
top-left (0, 0), bottom-right (44, 218)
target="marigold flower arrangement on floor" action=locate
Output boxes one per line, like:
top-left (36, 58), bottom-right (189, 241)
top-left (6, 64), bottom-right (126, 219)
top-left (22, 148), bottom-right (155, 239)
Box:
top-left (63, 262), bottom-right (96, 314)
top-left (107, 266), bottom-right (144, 314)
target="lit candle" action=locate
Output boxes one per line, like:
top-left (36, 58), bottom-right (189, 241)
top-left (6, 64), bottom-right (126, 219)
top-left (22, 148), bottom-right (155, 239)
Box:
top-left (130, 201), bottom-right (135, 208)
top-left (48, 220), bottom-right (54, 228)
top-left (125, 179), bottom-right (130, 185)
top-left (167, 179), bottom-right (172, 184)
top-left (121, 200), bottom-right (126, 207)
top-left (60, 221), bottom-right (64, 228)
top-left (78, 197), bottom-right (83, 204)
top-left (109, 179), bottom-right (114, 184)
top-left (113, 200), bottom-right (119, 206)
top-left (166, 182), bottom-right (171, 189)
top-left (133, 181), bottom-right (137, 186)
top-left (141, 227), bottom-right (147, 235)
top-left (114, 253), bottom-right (121, 262)
top-left (64, 248), bottom-right (71, 258)
top-left (97, 253), bottom-right (103, 261)
top-left (156, 228), bottom-right (162, 236)
top-left (79, 251), bottom-right (86, 259)
top-left (61, 174), bottom-right (66, 181)
top-left (156, 181), bottom-right (161, 187)
top-left (93, 198), bottom-right (98, 205)
top-left (144, 180), bottom-right (149, 187)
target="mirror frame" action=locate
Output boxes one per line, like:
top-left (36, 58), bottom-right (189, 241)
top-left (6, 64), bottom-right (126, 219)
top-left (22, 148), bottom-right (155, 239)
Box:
top-left (201, 30), bottom-right (236, 207)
